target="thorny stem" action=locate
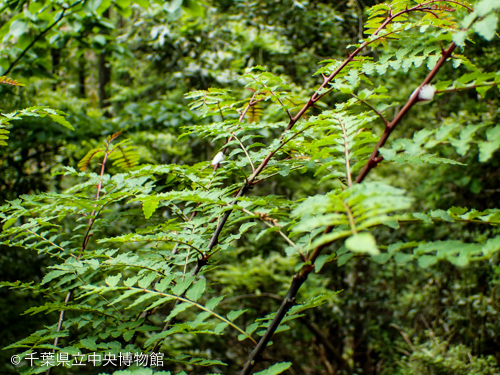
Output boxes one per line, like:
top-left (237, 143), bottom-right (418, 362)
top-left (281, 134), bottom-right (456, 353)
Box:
top-left (240, 8), bottom-right (463, 375)
top-left (157, 0), bottom-right (469, 365)
top-left (355, 42), bottom-right (457, 183)
top-left (240, 274), bottom-right (309, 374)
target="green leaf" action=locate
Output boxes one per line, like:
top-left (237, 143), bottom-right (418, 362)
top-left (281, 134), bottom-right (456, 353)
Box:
top-left (126, 292), bottom-right (157, 309)
top-left (394, 252), bottom-right (414, 264)
top-left (47, 113), bottom-right (74, 130)
top-left (155, 275), bottom-right (174, 293)
top-left (239, 221), bottom-right (257, 234)
top-left (372, 253), bottom-right (392, 264)
top-left (182, 0), bottom-right (204, 17)
top-left (483, 236), bottom-right (500, 257)
top-left (133, 0), bottom-right (149, 7)
top-left (110, 289), bottom-right (141, 305)
top-left (83, 0), bottom-right (103, 13)
top-left (185, 278), bottom-right (206, 302)
top-left (18, 33), bottom-right (32, 50)
top-left (41, 270), bottom-right (67, 285)
top-left (171, 275), bottom-right (195, 296)
top-left (418, 255), bottom-right (438, 268)
top-left (227, 309), bottom-right (246, 322)
top-left (345, 233), bottom-right (380, 255)
top-left (315, 253), bottom-right (336, 273)
top-left (254, 362), bottom-right (292, 375)
top-left (165, 302), bottom-right (191, 321)
top-left (94, 34), bottom-right (107, 47)
top-left (245, 322), bottom-right (259, 335)
top-left (166, 0), bottom-right (182, 12)
top-left (28, 2), bottom-right (44, 13)
top-left (80, 337), bottom-right (97, 351)
top-left (205, 296), bottom-right (224, 310)
top-left (473, 13), bottom-right (498, 41)
top-left (142, 198), bottom-right (159, 219)
top-left (413, 212), bottom-right (432, 224)
top-left (10, 19), bottom-right (28, 38)
top-left (214, 322), bottom-right (229, 334)
top-left (105, 274), bottom-right (122, 287)
top-left (138, 272), bottom-right (157, 288)
top-left (452, 30), bottom-right (467, 47)
top-left (478, 126), bottom-right (500, 162)
top-left (2, 216), bottom-right (17, 230)
top-left (338, 253), bottom-right (354, 266)
top-left (124, 276), bottom-right (141, 287)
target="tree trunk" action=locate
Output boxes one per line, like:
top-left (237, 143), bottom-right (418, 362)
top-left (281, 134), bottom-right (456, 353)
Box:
top-left (51, 48), bottom-right (60, 91)
top-left (352, 259), bottom-right (374, 374)
top-left (98, 9), bottom-right (111, 109)
top-left (78, 52), bottom-right (86, 98)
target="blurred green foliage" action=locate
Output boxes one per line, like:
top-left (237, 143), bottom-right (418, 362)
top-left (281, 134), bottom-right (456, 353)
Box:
top-left (0, 0), bottom-right (500, 374)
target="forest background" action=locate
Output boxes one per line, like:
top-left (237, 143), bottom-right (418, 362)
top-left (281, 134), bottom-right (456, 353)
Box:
top-left (0, 0), bottom-right (500, 374)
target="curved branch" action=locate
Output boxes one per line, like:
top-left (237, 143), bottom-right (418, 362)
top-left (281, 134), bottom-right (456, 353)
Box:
top-left (4, 10), bottom-right (66, 76)
top-left (355, 42), bottom-right (457, 183)
top-left (240, 25), bottom-right (460, 375)
top-left (3, 0), bottom-right (85, 76)
top-left (350, 92), bottom-right (390, 126)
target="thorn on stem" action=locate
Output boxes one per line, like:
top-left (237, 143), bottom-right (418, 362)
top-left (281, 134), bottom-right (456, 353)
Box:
top-left (440, 42), bottom-right (446, 55)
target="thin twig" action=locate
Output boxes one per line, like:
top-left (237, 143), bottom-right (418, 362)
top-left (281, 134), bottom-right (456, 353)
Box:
top-left (355, 42), bottom-right (457, 183)
top-left (232, 132), bottom-right (256, 173)
top-left (25, 229), bottom-right (78, 259)
top-left (240, 5), bottom-right (463, 373)
top-left (436, 81), bottom-right (497, 94)
top-left (351, 92), bottom-right (390, 126)
top-left (253, 77), bottom-right (293, 120)
top-left (240, 207), bottom-right (299, 253)
top-left (4, 0), bottom-right (85, 75)
top-left (182, 248), bottom-right (191, 281)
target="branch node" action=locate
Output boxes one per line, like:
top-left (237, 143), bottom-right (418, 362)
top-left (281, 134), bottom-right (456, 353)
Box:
top-left (440, 42), bottom-right (446, 56)
top-left (321, 73), bottom-right (329, 85)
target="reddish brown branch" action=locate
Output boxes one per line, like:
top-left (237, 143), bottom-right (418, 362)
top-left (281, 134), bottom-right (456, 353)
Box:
top-left (355, 42), bottom-right (457, 183)
top-left (240, 13), bottom-right (461, 375)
